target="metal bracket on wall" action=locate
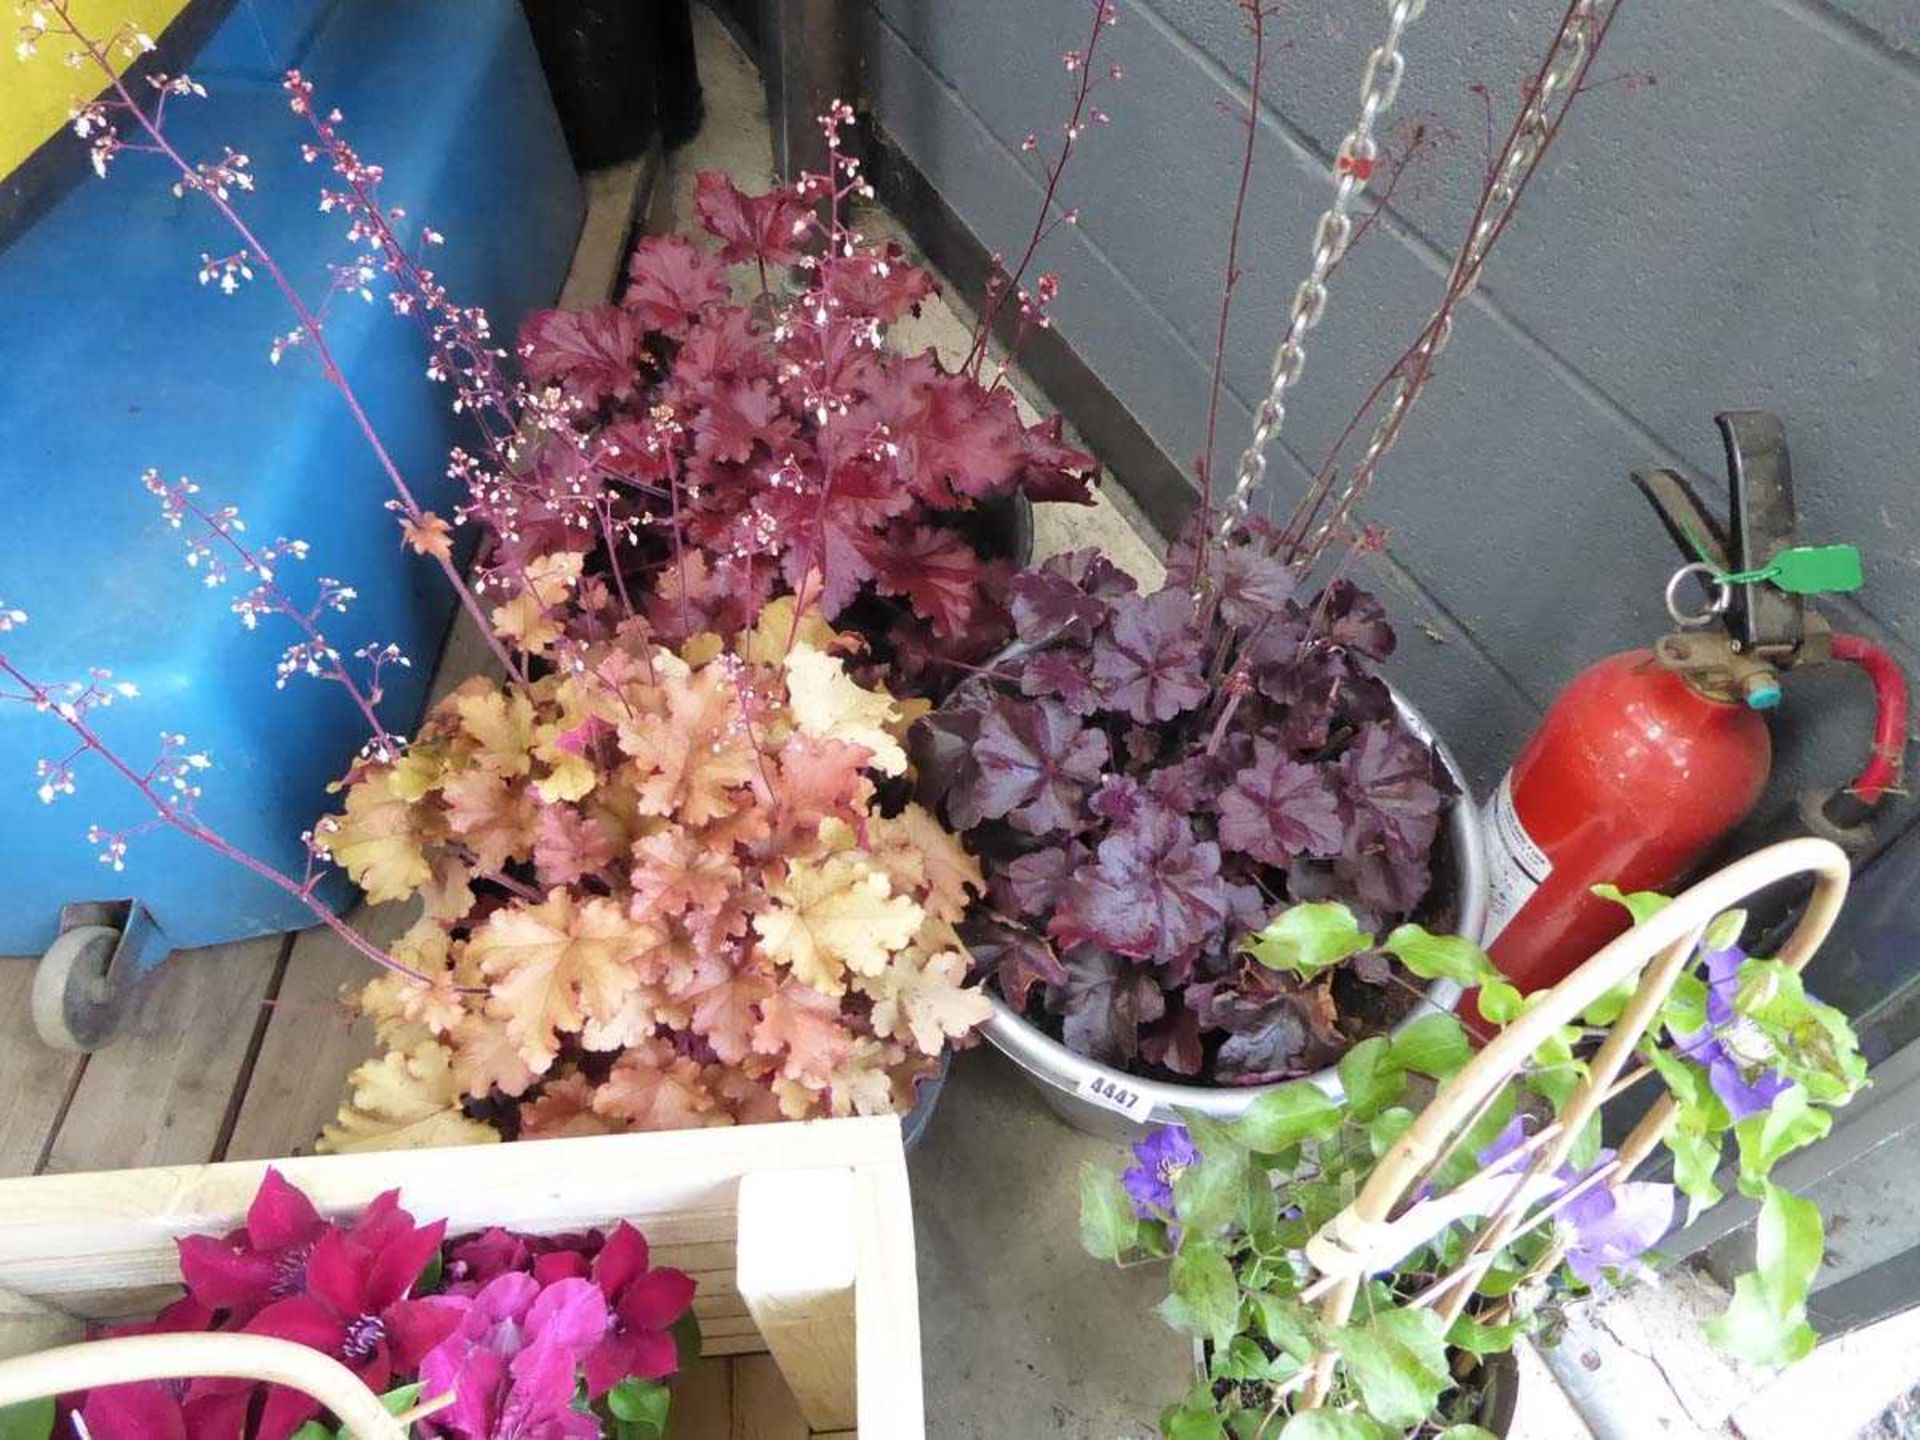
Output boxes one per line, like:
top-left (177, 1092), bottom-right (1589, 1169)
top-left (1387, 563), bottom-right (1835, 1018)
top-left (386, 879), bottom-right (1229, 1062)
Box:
top-left (758, 0), bottom-right (864, 181)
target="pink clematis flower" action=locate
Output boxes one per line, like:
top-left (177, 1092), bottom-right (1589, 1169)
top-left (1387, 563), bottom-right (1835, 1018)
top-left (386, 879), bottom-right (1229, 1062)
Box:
top-left (418, 1273), bottom-right (608, 1440)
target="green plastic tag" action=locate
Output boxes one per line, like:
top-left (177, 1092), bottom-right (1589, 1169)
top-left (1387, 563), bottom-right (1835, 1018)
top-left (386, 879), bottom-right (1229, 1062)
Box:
top-left (1766, 544), bottom-right (1864, 594)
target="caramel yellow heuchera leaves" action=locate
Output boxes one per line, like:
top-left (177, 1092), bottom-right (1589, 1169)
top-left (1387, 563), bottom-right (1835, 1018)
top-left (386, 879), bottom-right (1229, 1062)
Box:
top-left (318, 608), bottom-right (990, 1150)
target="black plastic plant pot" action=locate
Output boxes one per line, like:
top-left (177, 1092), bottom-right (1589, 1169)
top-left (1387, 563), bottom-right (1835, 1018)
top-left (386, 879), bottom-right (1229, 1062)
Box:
top-left (1473, 1347), bottom-right (1521, 1437)
top-left (1190, 1344), bottom-right (1517, 1437)
top-left (962, 490), bottom-right (1036, 570)
top-left (519, 0), bottom-right (657, 171)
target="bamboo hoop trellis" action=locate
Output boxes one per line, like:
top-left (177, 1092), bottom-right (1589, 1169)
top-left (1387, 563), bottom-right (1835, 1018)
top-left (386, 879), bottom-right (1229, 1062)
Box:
top-left (0, 1331), bottom-right (427, 1439)
top-left (1290, 836), bottom-right (1852, 1411)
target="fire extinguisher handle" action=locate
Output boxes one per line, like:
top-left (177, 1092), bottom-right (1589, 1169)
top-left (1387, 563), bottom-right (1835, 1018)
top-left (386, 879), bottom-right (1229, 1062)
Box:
top-left (1717, 410), bottom-right (1807, 657)
top-left (1632, 466), bottom-right (1732, 571)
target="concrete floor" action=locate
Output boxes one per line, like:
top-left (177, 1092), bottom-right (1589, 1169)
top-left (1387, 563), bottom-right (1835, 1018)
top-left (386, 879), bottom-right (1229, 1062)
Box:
top-left (909, 1049), bottom-right (1190, 1438)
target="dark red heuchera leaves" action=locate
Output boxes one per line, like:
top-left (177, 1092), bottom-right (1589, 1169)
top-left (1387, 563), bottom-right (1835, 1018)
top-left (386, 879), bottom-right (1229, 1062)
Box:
top-left (510, 168), bottom-right (1096, 692)
top-left (917, 531), bottom-right (1453, 1084)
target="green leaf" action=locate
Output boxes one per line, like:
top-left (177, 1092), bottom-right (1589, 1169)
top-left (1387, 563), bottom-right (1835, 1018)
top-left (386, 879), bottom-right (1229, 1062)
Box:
top-left (1665, 1126), bottom-right (1725, 1207)
top-left (671, 1306), bottom-right (702, 1371)
top-left (1212, 1335), bottom-right (1299, 1386)
top-left (1581, 978), bottom-right (1637, 1028)
top-left (1592, 883), bottom-right (1671, 925)
top-left (1476, 980), bottom-right (1523, 1026)
top-left (1434, 1084), bottom-right (1518, 1190)
top-left (1643, 1044), bottom-right (1725, 1123)
top-left (1333, 1305), bottom-right (1451, 1429)
top-left (1246, 902), bottom-right (1373, 979)
top-left (1704, 908), bottom-right (1748, 951)
top-left (1368, 1106), bottom-right (1416, 1158)
top-left (377, 1384), bottom-right (424, 1419)
top-left (1435, 1429), bottom-right (1502, 1440)
top-left (608, 1378), bottom-right (672, 1437)
top-left (1337, 1038), bottom-right (1403, 1124)
top-left (1250, 1292), bottom-right (1318, 1363)
top-left (1382, 924), bottom-right (1499, 985)
top-left (1734, 961), bottom-right (1867, 1103)
top-left (1163, 1388), bottom-right (1229, 1440)
top-left (1277, 1412), bottom-right (1395, 1439)
top-left (1447, 1313), bottom-right (1521, 1357)
top-left (1530, 1022), bottom-right (1577, 1072)
top-left (1567, 1109), bottom-right (1604, 1172)
top-left (413, 1247), bottom-right (445, 1297)
top-left (1163, 1242), bottom-right (1242, 1352)
top-left (288, 1427), bottom-right (332, 1440)
top-left (1079, 1163), bottom-right (1141, 1261)
top-left (1660, 972), bottom-right (1710, 1039)
top-left (0, 1400), bottom-right (55, 1440)
top-left (1387, 1013), bottom-right (1472, 1079)
top-left (1734, 1086), bottom-right (1830, 1195)
top-left (1528, 1064), bottom-right (1581, 1114)
top-left (1705, 1184), bottom-right (1823, 1366)
top-left (1230, 1082), bottom-right (1344, 1152)
top-left (1174, 1140), bottom-right (1251, 1237)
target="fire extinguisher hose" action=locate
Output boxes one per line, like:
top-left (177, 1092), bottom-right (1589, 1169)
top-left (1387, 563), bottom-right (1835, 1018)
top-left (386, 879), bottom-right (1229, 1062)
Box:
top-left (1831, 632), bottom-right (1908, 805)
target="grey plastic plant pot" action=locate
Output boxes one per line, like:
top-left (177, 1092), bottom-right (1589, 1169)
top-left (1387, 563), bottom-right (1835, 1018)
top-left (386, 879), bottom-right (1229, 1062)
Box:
top-left (982, 690), bottom-right (1489, 1141)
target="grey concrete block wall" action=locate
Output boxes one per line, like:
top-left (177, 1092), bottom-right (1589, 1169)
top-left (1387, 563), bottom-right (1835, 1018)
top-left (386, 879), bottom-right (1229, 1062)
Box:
top-left (860, 0), bottom-right (1920, 859)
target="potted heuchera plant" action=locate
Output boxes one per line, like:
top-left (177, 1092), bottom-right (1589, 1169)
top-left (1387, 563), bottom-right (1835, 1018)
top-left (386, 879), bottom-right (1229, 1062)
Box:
top-left (917, 524), bottom-right (1476, 1113)
top-left (0, 16), bottom-right (999, 1139)
top-left (506, 109), bottom-right (1097, 696)
top-left (321, 599), bottom-right (992, 1145)
top-left (40, 1169), bottom-right (696, 1440)
top-left (1080, 897), bottom-right (1866, 1439)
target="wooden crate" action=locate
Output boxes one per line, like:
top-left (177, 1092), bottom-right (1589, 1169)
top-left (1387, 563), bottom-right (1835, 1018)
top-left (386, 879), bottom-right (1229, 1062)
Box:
top-left (0, 1115), bottom-right (923, 1439)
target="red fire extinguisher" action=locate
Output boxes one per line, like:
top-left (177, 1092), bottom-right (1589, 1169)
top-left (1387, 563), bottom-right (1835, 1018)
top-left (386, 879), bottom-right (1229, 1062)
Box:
top-left (1481, 412), bottom-right (1909, 994)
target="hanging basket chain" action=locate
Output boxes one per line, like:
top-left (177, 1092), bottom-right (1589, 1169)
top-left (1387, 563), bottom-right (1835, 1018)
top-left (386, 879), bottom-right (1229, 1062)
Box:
top-left (1215, 0), bottom-right (1429, 547)
top-left (1290, 0), bottom-right (1615, 568)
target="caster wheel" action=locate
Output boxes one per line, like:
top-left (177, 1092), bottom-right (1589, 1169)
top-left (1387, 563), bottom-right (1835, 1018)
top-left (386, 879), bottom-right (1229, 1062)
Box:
top-left (30, 924), bottom-right (127, 1052)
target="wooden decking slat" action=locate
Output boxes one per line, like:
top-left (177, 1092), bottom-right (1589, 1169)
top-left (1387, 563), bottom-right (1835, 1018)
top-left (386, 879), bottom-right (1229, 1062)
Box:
top-left (670, 1354), bottom-right (736, 1436)
top-left (221, 904), bottom-right (403, 1161)
top-left (0, 961), bottom-right (83, 1178)
top-left (41, 936), bottom-right (283, 1175)
top-left (732, 1352), bottom-right (810, 1440)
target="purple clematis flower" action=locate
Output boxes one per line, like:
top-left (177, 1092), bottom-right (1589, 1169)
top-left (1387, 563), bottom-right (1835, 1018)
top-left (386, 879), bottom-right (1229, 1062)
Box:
top-left (1677, 947), bottom-right (1794, 1121)
top-left (1478, 1118), bottom-right (1675, 1287)
top-left (1121, 1125), bottom-right (1201, 1218)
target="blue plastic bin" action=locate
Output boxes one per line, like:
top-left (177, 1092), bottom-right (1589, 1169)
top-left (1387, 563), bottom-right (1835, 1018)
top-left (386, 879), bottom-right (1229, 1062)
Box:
top-left (0, 1), bottom-right (581, 980)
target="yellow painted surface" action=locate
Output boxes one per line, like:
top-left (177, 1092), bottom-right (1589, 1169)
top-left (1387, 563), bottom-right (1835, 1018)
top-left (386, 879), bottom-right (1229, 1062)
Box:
top-left (3, 0), bottom-right (193, 180)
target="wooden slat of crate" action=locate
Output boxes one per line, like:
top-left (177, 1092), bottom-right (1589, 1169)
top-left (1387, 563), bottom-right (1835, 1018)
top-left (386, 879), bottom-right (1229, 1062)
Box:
top-left (0, 1118), bottom-right (917, 1435)
top-left (0, 1118), bottom-right (899, 1293)
top-left (42, 936), bottom-right (285, 1175)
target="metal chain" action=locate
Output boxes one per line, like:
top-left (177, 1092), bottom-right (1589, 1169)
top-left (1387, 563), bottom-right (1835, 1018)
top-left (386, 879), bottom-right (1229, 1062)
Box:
top-left (1217, 0), bottom-right (1428, 544)
top-left (1298, 0), bottom-right (1602, 560)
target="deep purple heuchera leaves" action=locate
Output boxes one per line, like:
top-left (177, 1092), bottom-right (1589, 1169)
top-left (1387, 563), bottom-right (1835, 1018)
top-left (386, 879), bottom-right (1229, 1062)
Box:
top-left (923, 529), bottom-right (1454, 1085)
top-left (70, 1172), bottom-right (696, 1440)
